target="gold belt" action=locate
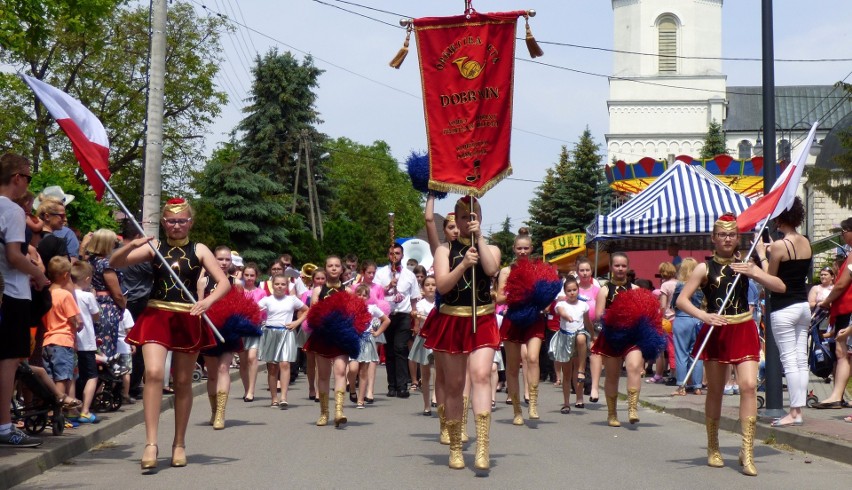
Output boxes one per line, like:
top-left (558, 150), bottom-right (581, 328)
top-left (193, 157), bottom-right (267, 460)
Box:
top-left (721, 311), bottom-right (753, 323)
top-left (439, 303), bottom-right (495, 317)
top-left (148, 299), bottom-right (193, 313)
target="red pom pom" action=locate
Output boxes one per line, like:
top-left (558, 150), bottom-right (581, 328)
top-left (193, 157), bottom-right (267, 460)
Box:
top-left (206, 287), bottom-right (263, 327)
top-left (167, 197), bottom-right (187, 205)
top-left (504, 259), bottom-right (560, 307)
top-left (307, 291), bottom-right (372, 335)
top-left (602, 288), bottom-right (662, 331)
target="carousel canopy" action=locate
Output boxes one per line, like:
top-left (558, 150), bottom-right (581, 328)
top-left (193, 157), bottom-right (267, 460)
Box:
top-left (588, 161), bottom-right (753, 251)
top-left (606, 155), bottom-right (787, 198)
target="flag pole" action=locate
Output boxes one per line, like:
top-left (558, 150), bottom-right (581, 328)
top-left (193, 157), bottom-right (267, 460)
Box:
top-left (470, 191), bottom-right (478, 334)
top-left (93, 169), bottom-right (225, 343)
top-left (679, 211), bottom-right (772, 390)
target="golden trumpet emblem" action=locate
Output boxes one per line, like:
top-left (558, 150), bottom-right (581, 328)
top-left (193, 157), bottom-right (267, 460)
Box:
top-left (452, 56), bottom-right (483, 79)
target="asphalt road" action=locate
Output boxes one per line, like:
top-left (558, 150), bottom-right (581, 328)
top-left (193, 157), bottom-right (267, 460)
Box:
top-left (16, 370), bottom-right (848, 489)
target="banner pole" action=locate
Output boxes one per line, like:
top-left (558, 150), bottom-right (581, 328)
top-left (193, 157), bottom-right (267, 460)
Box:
top-left (470, 192), bottom-right (478, 334)
top-left (679, 211), bottom-right (772, 390)
top-left (93, 169), bottom-right (225, 342)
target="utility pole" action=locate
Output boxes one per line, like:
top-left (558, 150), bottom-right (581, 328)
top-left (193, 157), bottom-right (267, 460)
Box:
top-left (142, 0), bottom-right (167, 238)
top-left (760, 0), bottom-right (785, 419)
top-left (293, 130), bottom-right (324, 241)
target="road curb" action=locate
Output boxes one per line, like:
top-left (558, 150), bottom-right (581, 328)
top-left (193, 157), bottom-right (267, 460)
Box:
top-left (3, 370), bottom-right (244, 489)
top-left (625, 389), bottom-right (852, 467)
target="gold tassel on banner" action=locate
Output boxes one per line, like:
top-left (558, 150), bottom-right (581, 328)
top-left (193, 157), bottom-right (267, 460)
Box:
top-left (524, 16), bottom-right (544, 59)
top-left (389, 24), bottom-right (413, 69)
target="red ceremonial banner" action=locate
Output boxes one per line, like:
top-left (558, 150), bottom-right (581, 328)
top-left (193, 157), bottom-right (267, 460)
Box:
top-left (414, 12), bottom-right (521, 197)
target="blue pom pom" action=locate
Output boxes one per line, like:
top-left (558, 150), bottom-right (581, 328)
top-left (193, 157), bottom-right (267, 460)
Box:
top-left (531, 279), bottom-right (562, 310)
top-left (204, 314), bottom-right (261, 356)
top-left (505, 304), bottom-right (541, 327)
top-left (406, 151), bottom-right (447, 199)
top-left (600, 322), bottom-right (634, 353)
top-left (313, 311), bottom-right (363, 359)
top-left (634, 317), bottom-right (668, 360)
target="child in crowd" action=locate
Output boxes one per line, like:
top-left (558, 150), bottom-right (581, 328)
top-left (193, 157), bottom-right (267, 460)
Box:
top-left (42, 257), bottom-right (82, 418)
top-left (258, 274), bottom-right (308, 408)
top-left (352, 284), bottom-right (390, 408)
top-left (71, 261), bottom-right (101, 422)
top-left (409, 276), bottom-right (437, 415)
top-left (552, 276), bottom-right (592, 414)
top-left (117, 308), bottom-right (135, 404)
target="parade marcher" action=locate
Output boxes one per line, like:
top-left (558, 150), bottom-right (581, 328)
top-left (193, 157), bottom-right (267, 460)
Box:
top-left (112, 198), bottom-right (231, 470)
top-left (348, 260), bottom-right (389, 404)
top-left (304, 256), bottom-right (350, 427)
top-left (732, 197), bottom-right (812, 428)
top-left (591, 253), bottom-right (640, 427)
top-left (351, 284), bottom-right (390, 408)
top-left (409, 275), bottom-right (437, 415)
top-left (575, 257), bottom-right (601, 402)
top-left (258, 273), bottom-right (308, 409)
top-left (375, 243), bottom-right (421, 398)
top-left (551, 276), bottom-right (592, 413)
top-left (496, 228), bottom-right (547, 425)
top-left (119, 226), bottom-right (154, 400)
top-left (676, 213), bottom-right (761, 476)
top-left (425, 196), bottom-right (501, 470)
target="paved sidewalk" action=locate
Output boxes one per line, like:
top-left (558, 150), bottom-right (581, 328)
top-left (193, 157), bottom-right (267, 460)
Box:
top-left (0, 371), bottom-right (240, 489)
top-left (618, 373), bottom-right (852, 466)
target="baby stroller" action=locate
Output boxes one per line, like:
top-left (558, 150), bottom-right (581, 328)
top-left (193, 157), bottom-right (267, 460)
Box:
top-left (806, 307), bottom-right (835, 407)
top-left (93, 356), bottom-right (125, 412)
top-left (11, 363), bottom-right (64, 436)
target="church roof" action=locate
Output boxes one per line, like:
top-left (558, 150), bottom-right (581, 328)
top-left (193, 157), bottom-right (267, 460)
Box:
top-left (815, 111), bottom-right (852, 170)
top-left (725, 85), bottom-right (852, 132)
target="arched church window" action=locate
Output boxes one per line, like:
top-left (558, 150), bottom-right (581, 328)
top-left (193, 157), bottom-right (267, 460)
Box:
top-left (658, 16), bottom-right (677, 74)
top-left (738, 140), bottom-right (753, 160)
top-left (778, 139), bottom-right (792, 162)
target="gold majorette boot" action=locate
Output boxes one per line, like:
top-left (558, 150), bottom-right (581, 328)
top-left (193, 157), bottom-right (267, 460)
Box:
top-left (627, 387), bottom-right (640, 424)
top-left (473, 412), bottom-right (491, 470)
top-left (438, 404), bottom-right (450, 445)
top-left (446, 420), bottom-right (464, 469)
top-left (334, 390), bottom-right (348, 427)
top-left (213, 391), bottom-right (227, 430)
top-left (706, 417), bottom-right (724, 468)
top-left (511, 392), bottom-right (524, 426)
top-left (528, 382), bottom-right (540, 420)
top-left (739, 415), bottom-right (758, 476)
top-left (606, 395), bottom-right (621, 427)
top-left (316, 392), bottom-right (329, 426)
top-left (461, 396), bottom-right (470, 443)
top-left (208, 394), bottom-right (216, 425)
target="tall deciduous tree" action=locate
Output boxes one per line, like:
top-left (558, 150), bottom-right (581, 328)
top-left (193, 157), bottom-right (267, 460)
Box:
top-left (323, 137), bottom-right (423, 262)
top-left (0, 2), bottom-right (227, 207)
top-left (699, 119), bottom-right (729, 159)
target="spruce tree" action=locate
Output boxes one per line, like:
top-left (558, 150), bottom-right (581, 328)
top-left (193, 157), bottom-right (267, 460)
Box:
top-left (699, 119), bottom-right (729, 159)
top-left (195, 142), bottom-right (291, 265)
top-left (487, 216), bottom-right (516, 265)
top-left (559, 128), bottom-right (608, 234)
top-left (526, 147), bottom-right (569, 254)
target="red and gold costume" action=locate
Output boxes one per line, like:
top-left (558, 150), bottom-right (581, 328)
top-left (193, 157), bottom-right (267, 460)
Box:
top-left (590, 279), bottom-right (637, 358)
top-left (126, 238), bottom-right (216, 353)
top-left (692, 254), bottom-right (760, 364)
top-left (424, 239), bottom-right (499, 354)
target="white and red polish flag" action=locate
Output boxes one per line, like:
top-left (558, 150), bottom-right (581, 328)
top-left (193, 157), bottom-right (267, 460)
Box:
top-left (737, 121), bottom-right (819, 232)
top-left (21, 74), bottom-right (111, 200)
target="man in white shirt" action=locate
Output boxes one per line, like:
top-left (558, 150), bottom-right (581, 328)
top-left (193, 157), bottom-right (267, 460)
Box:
top-left (0, 153), bottom-right (50, 447)
top-left (375, 244), bottom-right (421, 397)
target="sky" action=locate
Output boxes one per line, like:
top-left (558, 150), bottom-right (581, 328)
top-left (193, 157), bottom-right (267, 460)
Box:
top-left (187, 0), bottom-right (852, 236)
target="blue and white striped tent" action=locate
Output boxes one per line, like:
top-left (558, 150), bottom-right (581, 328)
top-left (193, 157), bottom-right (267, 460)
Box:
top-left (587, 161), bottom-right (753, 249)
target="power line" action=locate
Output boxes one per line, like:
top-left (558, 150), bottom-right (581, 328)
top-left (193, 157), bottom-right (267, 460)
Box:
top-left (322, 0), bottom-right (852, 63)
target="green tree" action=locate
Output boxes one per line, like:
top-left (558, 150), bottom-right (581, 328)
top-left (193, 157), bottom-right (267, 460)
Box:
top-left (487, 216), bottom-right (515, 265)
top-left (194, 142), bottom-right (291, 265)
top-left (806, 83), bottom-right (852, 207)
top-left (323, 137), bottom-right (423, 262)
top-left (699, 119), bottom-right (729, 159)
top-left (0, 2), bottom-right (227, 207)
top-left (557, 128), bottom-right (609, 233)
top-left (31, 163), bottom-right (116, 233)
top-left (526, 147), bottom-right (569, 254)
top-left (238, 48), bottom-right (328, 213)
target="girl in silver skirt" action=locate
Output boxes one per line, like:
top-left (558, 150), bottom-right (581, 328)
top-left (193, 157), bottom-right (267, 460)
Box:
top-left (350, 284), bottom-right (390, 408)
top-left (550, 277), bottom-right (592, 413)
top-left (258, 274), bottom-right (309, 408)
top-left (409, 276), bottom-right (437, 415)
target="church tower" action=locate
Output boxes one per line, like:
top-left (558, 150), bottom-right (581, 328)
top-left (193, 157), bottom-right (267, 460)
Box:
top-left (607, 0), bottom-right (727, 163)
